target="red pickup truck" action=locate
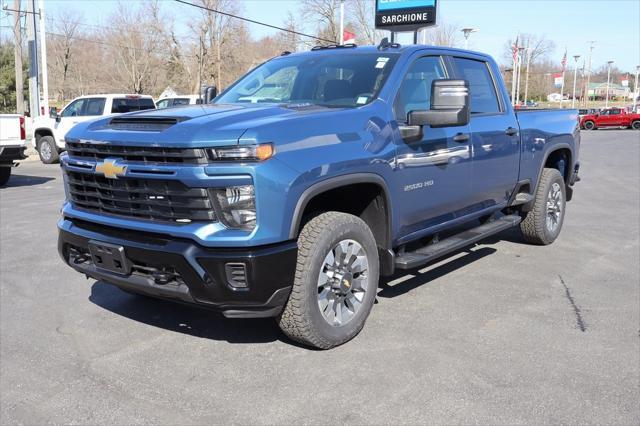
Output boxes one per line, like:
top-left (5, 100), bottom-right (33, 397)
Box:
top-left (580, 108), bottom-right (640, 130)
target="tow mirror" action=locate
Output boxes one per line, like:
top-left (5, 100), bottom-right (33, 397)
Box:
top-left (399, 79), bottom-right (470, 142)
top-left (409, 79), bottom-right (470, 128)
top-left (204, 86), bottom-right (217, 103)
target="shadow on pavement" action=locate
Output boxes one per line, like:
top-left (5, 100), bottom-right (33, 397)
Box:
top-left (89, 280), bottom-right (284, 345)
top-left (3, 173), bottom-right (55, 188)
top-left (378, 246), bottom-right (497, 298)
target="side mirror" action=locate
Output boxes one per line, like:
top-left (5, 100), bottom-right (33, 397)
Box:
top-left (204, 86), bottom-right (217, 103)
top-left (49, 107), bottom-right (57, 119)
top-left (409, 79), bottom-right (470, 128)
top-left (55, 114), bottom-right (61, 123)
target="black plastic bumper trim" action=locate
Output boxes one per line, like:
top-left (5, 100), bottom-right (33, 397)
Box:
top-left (58, 218), bottom-right (297, 318)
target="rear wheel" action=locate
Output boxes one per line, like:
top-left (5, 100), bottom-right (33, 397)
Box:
top-left (520, 168), bottom-right (566, 245)
top-left (278, 212), bottom-right (379, 349)
top-left (583, 120), bottom-right (595, 130)
top-left (38, 136), bottom-right (59, 164)
top-left (0, 167), bottom-right (11, 186)
top-left (631, 120), bottom-right (640, 130)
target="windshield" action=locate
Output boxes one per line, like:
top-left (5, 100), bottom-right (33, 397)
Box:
top-left (215, 52), bottom-right (400, 108)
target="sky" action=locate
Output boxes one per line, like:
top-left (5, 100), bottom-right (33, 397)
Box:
top-left (4, 0), bottom-right (640, 73)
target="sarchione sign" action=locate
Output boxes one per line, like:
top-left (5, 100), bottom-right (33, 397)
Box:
top-left (375, 0), bottom-right (438, 31)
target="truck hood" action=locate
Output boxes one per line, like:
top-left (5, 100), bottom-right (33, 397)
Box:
top-left (65, 103), bottom-right (348, 148)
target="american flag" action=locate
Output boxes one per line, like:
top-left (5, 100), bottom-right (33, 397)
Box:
top-left (512, 36), bottom-right (520, 62)
top-left (561, 49), bottom-right (567, 72)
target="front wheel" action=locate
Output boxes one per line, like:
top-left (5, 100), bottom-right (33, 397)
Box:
top-left (520, 168), bottom-right (566, 245)
top-left (583, 120), bottom-right (596, 130)
top-left (631, 120), bottom-right (640, 130)
top-left (278, 212), bottom-right (379, 349)
top-left (38, 136), bottom-right (59, 164)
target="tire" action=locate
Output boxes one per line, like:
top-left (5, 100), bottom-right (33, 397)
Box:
top-left (631, 120), bottom-right (640, 130)
top-left (520, 168), bottom-right (566, 245)
top-left (278, 212), bottom-right (379, 349)
top-left (583, 120), bottom-right (595, 130)
top-left (37, 136), bottom-right (59, 164)
top-left (0, 167), bottom-right (11, 187)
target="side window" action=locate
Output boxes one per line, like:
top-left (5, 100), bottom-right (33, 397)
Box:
top-left (84, 98), bottom-right (106, 116)
top-left (172, 98), bottom-right (190, 106)
top-left (394, 56), bottom-right (446, 122)
top-left (155, 99), bottom-right (171, 109)
top-left (611, 108), bottom-right (621, 115)
top-left (451, 57), bottom-right (501, 114)
top-left (61, 99), bottom-right (86, 118)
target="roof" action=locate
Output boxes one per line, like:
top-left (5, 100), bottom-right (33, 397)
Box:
top-left (588, 82), bottom-right (626, 90)
top-left (285, 44), bottom-right (491, 59)
top-left (74, 94), bottom-right (154, 99)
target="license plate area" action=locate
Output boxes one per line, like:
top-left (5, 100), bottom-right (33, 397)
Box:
top-left (88, 240), bottom-right (131, 275)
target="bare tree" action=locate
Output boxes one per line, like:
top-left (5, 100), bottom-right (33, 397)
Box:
top-left (348, 0), bottom-right (383, 45)
top-left (503, 34), bottom-right (555, 65)
top-left (424, 23), bottom-right (461, 47)
top-left (48, 11), bottom-right (82, 101)
top-left (300, 0), bottom-right (341, 45)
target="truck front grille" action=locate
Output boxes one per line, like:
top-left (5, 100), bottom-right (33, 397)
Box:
top-left (66, 142), bottom-right (206, 164)
top-left (65, 171), bottom-right (216, 223)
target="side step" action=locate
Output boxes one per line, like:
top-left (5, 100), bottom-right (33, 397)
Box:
top-left (394, 214), bottom-right (522, 270)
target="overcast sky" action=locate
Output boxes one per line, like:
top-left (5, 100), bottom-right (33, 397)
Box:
top-left (7, 0), bottom-right (640, 73)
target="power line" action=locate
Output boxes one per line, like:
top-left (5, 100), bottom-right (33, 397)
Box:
top-left (173, 0), bottom-right (335, 44)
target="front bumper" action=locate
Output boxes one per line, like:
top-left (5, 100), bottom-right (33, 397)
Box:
top-left (58, 218), bottom-right (297, 318)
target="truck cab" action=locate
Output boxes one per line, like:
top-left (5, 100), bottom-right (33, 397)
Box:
top-left (58, 44), bottom-right (580, 349)
top-left (32, 94), bottom-right (156, 164)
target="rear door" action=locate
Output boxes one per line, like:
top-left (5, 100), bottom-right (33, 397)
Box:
top-left (392, 54), bottom-right (474, 238)
top-left (449, 56), bottom-right (520, 209)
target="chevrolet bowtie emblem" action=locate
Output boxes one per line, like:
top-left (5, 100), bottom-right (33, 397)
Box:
top-left (95, 159), bottom-right (126, 179)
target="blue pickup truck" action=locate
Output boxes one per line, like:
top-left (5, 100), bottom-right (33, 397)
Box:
top-left (58, 42), bottom-right (580, 348)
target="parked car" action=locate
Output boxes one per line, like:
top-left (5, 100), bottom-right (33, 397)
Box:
top-left (58, 44), bottom-right (581, 349)
top-left (525, 100), bottom-right (538, 108)
top-left (580, 107), bottom-right (640, 130)
top-left (155, 95), bottom-right (203, 109)
top-left (31, 94), bottom-right (155, 164)
top-left (0, 114), bottom-right (27, 186)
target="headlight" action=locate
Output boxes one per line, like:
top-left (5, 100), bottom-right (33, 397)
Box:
top-left (207, 144), bottom-right (274, 162)
top-left (212, 185), bottom-right (256, 230)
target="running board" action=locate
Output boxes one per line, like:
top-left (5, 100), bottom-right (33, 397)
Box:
top-left (394, 214), bottom-right (522, 270)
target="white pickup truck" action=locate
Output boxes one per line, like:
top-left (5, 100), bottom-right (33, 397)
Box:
top-left (31, 94), bottom-right (155, 164)
top-left (0, 114), bottom-right (27, 186)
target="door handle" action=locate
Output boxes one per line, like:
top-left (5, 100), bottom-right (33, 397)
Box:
top-left (453, 133), bottom-right (470, 143)
top-left (505, 127), bottom-right (518, 136)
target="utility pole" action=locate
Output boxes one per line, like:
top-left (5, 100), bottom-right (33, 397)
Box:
top-left (339, 0), bottom-right (344, 44)
top-left (25, 0), bottom-right (39, 117)
top-left (571, 55), bottom-right (581, 108)
top-left (523, 45), bottom-right (532, 106)
top-left (510, 34), bottom-right (519, 106)
top-left (12, 0), bottom-right (24, 114)
top-left (605, 60), bottom-right (614, 108)
top-left (634, 65), bottom-right (639, 112)
top-left (584, 41), bottom-right (595, 107)
top-left (38, 0), bottom-right (48, 115)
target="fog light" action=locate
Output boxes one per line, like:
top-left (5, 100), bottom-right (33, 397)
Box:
top-left (225, 263), bottom-right (248, 288)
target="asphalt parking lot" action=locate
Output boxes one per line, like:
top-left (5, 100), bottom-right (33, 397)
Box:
top-left (1, 130), bottom-right (639, 425)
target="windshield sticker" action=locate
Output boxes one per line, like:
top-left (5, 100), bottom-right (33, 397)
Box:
top-left (356, 96), bottom-right (369, 104)
top-left (376, 57), bottom-right (390, 62)
top-left (375, 61), bottom-right (387, 69)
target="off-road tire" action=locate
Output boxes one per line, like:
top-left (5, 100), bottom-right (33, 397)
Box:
top-left (0, 167), bottom-right (11, 186)
top-left (631, 120), bottom-right (640, 130)
top-left (38, 136), bottom-right (59, 164)
top-left (278, 212), bottom-right (379, 349)
top-left (582, 120), bottom-right (595, 130)
top-left (520, 168), bottom-right (566, 245)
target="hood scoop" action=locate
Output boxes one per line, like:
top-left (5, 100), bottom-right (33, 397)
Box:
top-left (108, 116), bottom-right (191, 131)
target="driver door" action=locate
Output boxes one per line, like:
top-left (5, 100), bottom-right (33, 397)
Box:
top-left (392, 55), bottom-right (474, 239)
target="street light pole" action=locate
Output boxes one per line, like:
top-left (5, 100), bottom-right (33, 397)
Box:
top-left (605, 60), bottom-right (614, 108)
top-left (461, 28), bottom-right (477, 49)
top-left (572, 55), bottom-right (581, 108)
top-left (515, 47), bottom-right (525, 105)
top-left (634, 65), bottom-right (640, 112)
top-left (584, 41), bottom-right (595, 106)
